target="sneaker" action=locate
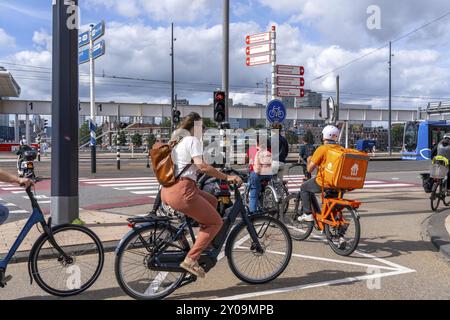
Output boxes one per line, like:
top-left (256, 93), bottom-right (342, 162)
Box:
top-left (180, 257), bottom-right (206, 279)
top-left (297, 213), bottom-right (314, 223)
top-left (338, 237), bottom-right (347, 250)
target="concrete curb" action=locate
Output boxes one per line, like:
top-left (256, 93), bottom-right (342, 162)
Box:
top-left (7, 240), bottom-right (120, 265)
top-left (427, 212), bottom-right (450, 260)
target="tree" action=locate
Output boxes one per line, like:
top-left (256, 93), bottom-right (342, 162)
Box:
top-left (304, 130), bottom-right (315, 144)
top-left (131, 133), bottom-right (143, 147)
top-left (161, 117), bottom-right (172, 128)
top-left (147, 133), bottom-right (157, 149)
top-left (117, 130), bottom-right (127, 146)
top-left (79, 122), bottom-right (90, 145)
top-left (392, 123), bottom-right (404, 148)
top-left (203, 118), bottom-right (218, 128)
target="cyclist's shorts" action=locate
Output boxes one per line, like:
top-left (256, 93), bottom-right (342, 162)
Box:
top-left (0, 204), bottom-right (9, 225)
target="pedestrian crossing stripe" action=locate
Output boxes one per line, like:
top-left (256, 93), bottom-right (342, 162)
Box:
top-left (78, 175), bottom-right (418, 197)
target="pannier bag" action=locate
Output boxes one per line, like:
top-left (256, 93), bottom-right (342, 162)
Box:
top-left (420, 173), bottom-right (433, 193)
top-left (321, 146), bottom-right (370, 190)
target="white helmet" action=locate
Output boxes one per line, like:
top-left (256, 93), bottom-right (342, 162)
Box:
top-left (322, 125), bottom-right (340, 141)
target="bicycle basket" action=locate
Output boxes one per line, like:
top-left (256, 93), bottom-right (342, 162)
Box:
top-left (430, 164), bottom-right (448, 179)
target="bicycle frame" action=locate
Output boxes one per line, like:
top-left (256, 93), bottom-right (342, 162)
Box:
top-left (125, 189), bottom-right (265, 274)
top-left (309, 192), bottom-right (361, 231)
top-left (0, 188), bottom-right (72, 274)
top-left (0, 206), bottom-right (46, 270)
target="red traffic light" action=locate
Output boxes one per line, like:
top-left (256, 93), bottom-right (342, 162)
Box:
top-left (215, 92), bottom-right (225, 101)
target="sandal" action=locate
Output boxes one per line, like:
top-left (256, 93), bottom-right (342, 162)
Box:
top-left (180, 257), bottom-right (206, 278)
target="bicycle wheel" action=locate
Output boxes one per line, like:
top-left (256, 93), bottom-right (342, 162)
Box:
top-left (441, 181), bottom-right (450, 207)
top-left (281, 194), bottom-right (314, 241)
top-left (226, 216), bottom-right (292, 284)
top-left (115, 223), bottom-right (189, 300)
top-left (324, 207), bottom-right (360, 256)
top-left (29, 224), bottom-right (104, 297)
top-left (262, 187), bottom-right (279, 214)
top-left (430, 181), bottom-right (441, 211)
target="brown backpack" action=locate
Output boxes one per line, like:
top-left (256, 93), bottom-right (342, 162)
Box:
top-left (150, 138), bottom-right (192, 187)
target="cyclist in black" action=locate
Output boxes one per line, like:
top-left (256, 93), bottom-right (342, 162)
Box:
top-left (298, 135), bottom-right (316, 179)
top-left (431, 133), bottom-right (450, 193)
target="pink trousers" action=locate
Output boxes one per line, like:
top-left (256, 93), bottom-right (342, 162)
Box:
top-left (161, 179), bottom-right (223, 261)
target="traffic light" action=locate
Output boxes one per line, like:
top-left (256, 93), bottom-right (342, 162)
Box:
top-left (172, 109), bottom-right (181, 124)
top-left (214, 91), bottom-right (226, 123)
top-left (43, 119), bottom-right (49, 133)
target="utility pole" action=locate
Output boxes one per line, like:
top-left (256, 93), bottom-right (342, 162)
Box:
top-left (51, 0), bottom-right (79, 225)
top-left (388, 41), bottom-right (392, 156)
top-left (89, 23), bottom-right (97, 174)
top-left (117, 104), bottom-right (121, 170)
top-left (223, 0), bottom-right (230, 122)
top-left (171, 22), bottom-right (176, 134)
top-left (336, 75), bottom-right (340, 122)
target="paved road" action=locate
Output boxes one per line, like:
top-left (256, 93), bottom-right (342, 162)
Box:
top-left (1, 163), bottom-right (449, 300)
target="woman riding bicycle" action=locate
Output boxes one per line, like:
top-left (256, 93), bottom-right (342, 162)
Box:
top-left (431, 133), bottom-right (450, 195)
top-left (0, 169), bottom-right (33, 225)
top-left (160, 112), bottom-right (242, 279)
top-left (298, 125), bottom-right (341, 223)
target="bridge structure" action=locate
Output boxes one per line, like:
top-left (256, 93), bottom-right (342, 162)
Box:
top-left (0, 99), bottom-right (421, 123)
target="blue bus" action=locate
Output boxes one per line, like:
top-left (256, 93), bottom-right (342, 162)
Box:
top-left (402, 120), bottom-right (450, 160)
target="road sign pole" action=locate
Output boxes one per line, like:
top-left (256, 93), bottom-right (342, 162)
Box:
top-left (271, 26), bottom-right (276, 101)
top-left (223, 0), bottom-right (230, 122)
top-left (89, 24), bottom-right (97, 174)
top-left (171, 22), bottom-right (175, 134)
top-left (51, 0), bottom-right (79, 225)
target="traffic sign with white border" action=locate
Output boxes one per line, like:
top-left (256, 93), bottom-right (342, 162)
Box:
top-left (246, 54), bottom-right (272, 67)
top-left (276, 65), bottom-right (305, 76)
top-left (276, 76), bottom-right (305, 87)
top-left (246, 43), bottom-right (271, 56)
top-left (245, 32), bottom-right (271, 45)
top-left (277, 87), bottom-right (305, 98)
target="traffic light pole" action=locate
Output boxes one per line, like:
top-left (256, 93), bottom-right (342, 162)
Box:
top-left (171, 22), bottom-right (175, 134)
top-left (388, 41), bottom-right (392, 156)
top-left (223, 0), bottom-right (229, 121)
top-left (51, 0), bottom-right (79, 225)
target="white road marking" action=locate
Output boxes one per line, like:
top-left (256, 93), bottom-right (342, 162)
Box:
top-left (9, 210), bottom-right (29, 214)
top-left (214, 269), bottom-right (415, 300)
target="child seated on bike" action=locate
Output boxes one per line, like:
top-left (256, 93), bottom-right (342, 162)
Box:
top-left (0, 169), bottom-right (33, 225)
top-left (298, 125), bottom-right (341, 223)
top-left (248, 136), bottom-right (277, 214)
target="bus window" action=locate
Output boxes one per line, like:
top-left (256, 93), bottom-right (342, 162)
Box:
top-left (404, 122), bottom-right (419, 152)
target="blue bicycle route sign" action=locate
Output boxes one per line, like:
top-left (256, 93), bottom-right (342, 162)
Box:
top-left (266, 99), bottom-right (286, 124)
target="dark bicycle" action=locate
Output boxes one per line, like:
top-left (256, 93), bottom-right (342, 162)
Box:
top-left (0, 181), bottom-right (104, 296)
top-left (114, 179), bottom-right (292, 300)
top-left (429, 156), bottom-right (450, 211)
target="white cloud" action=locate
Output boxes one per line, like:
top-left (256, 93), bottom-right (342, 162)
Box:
top-left (4, 15), bottom-right (450, 109)
top-left (32, 29), bottom-right (52, 52)
top-left (90, 0), bottom-right (218, 23)
top-left (0, 28), bottom-right (15, 47)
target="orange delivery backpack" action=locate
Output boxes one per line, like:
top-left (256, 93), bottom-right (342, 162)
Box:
top-left (321, 146), bottom-right (370, 190)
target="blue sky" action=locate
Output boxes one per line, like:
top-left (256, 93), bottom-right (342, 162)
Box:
top-left (1, 0), bottom-right (450, 109)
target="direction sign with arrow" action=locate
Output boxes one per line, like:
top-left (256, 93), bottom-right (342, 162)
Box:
top-left (245, 32), bottom-right (271, 45)
top-left (276, 65), bottom-right (305, 76)
top-left (246, 43), bottom-right (271, 56)
top-left (276, 76), bottom-right (305, 87)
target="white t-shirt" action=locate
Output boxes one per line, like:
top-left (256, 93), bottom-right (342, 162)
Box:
top-left (172, 136), bottom-right (203, 181)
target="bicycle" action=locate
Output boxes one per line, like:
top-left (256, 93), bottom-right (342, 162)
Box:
top-left (238, 169), bottom-right (288, 216)
top-left (281, 176), bottom-right (361, 256)
top-left (114, 180), bottom-right (292, 300)
top-left (429, 156), bottom-right (450, 211)
top-left (0, 181), bottom-right (104, 296)
top-left (269, 107), bottom-right (285, 120)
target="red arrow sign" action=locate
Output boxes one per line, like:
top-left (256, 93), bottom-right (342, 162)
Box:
top-left (246, 43), bottom-right (271, 56)
top-left (276, 65), bottom-right (305, 76)
top-left (277, 87), bottom-right (305, 98)
top-left (276, 76), bottom-right (305, 87)
top-left (246, 55), bottom-right (272, 66)
top-left (245, 32), bottom-right (271, 45)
